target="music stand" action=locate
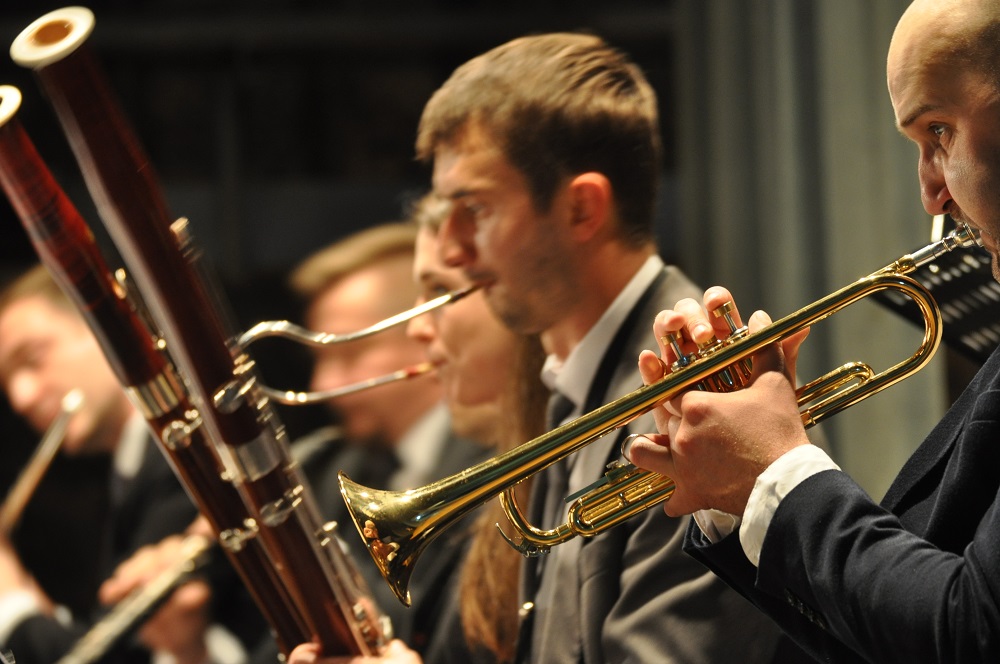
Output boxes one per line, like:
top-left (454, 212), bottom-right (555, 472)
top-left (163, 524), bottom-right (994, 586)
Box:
top-left (873, 242), bottom-right (1000, 365)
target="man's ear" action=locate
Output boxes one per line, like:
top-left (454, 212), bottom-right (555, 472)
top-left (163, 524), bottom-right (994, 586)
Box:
top-left (567, 172), bottom-right (612, 241)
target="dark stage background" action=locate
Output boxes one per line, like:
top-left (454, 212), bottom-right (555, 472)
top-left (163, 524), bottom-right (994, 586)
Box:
top-left (0, 0), bottom-right (676, 616)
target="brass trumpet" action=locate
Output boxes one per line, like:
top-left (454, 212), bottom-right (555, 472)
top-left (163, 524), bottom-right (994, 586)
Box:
top-left (340, 223), bottom-right (982, 606)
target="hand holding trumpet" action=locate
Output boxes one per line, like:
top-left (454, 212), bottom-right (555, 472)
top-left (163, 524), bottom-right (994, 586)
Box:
top-left (627, 286), bottom-right (813, 517)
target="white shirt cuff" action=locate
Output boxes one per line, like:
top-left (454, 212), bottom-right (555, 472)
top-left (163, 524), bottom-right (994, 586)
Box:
top-left (0, 590), bottom-right (43, 644)
top-left (693, 509), bottom-right (742, 542)
top-left (739, 444), bottom-right (840, 567)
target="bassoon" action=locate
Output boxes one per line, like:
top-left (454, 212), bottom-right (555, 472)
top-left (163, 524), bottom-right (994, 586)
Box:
top-left (5, 5), bottom-right (390, 656)
top-left (0, 84), bottom-right (312, 657)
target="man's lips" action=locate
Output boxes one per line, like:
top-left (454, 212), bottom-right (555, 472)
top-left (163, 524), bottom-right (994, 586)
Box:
top-left (976, 228), bottom-right (996, 252)
top-left (422, 354), bottom-right (448, 377)
top-left (463, 270), bottom-right (495, 291)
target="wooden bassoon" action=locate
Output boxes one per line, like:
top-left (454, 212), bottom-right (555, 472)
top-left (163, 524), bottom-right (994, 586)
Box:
top-left (0, 83), bottom-right (312, 657)
top-left (4, 5), bottom-right (390, 656)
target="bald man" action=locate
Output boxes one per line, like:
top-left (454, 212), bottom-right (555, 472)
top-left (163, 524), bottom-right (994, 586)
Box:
top-left (627, 1), bottom-right (1000, 661)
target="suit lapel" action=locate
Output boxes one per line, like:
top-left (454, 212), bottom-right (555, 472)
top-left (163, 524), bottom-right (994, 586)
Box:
top-left (881, 348), bottom-right (1000, 511)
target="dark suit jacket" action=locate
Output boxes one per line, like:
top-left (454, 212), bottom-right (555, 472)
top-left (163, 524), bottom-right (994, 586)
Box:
top-left (685, 342), bottom-right (1000, 662)
top-left (6, 432), bottom-right (197, 664)
top-left (520, 265), bottom-right (786, 664)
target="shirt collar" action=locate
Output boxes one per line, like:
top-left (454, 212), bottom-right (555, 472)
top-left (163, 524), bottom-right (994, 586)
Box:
top-left (113, 410), bottom-right (149, 480)
top-left (389, 401), bottom-right (451, 490)
top-left (541, 254), bottom-right (664, 418)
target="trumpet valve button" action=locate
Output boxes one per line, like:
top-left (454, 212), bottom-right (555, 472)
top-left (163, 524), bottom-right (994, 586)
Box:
top-left (711, 301), bottom-right (740, 335)
top-left (663, 331), bottom-right (697, 369)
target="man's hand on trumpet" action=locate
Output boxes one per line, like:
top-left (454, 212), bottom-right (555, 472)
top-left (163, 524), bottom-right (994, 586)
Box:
top-left (626, 286), bottom-right (813, 517)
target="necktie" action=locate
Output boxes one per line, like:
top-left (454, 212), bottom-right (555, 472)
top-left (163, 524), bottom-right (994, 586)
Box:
top-left (541, 390), bottom-right (575, 531)
top-left (528, 391), bottom-right (584, 660)
top-left (546, 390), bottom-right (575, 430)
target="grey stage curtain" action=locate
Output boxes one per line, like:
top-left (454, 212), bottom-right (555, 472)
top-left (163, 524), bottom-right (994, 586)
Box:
top-left (670, 0), bottom-right (942, 498)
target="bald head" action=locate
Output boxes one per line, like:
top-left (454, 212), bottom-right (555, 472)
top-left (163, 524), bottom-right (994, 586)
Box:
top-left (885, 0), bottom-right (1000, 283)
top-left (889, 0), bottom-right (1000, 104)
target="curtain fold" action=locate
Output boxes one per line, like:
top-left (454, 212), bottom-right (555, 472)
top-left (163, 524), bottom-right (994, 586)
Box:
top-left (671, 0), bottom-right (942, 498)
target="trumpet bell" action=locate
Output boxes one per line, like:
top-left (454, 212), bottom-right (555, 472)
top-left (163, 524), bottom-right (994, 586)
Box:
top-left (338, 476), bottom-right (425, 606)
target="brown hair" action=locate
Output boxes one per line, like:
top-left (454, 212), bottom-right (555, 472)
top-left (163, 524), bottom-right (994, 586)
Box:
top-left (0, 264), bottom-right (73, 318)
top-left (416, 32), bottom-right (660, 248)
top-left (457, 335), bottom-right (546, 661)
top-left (288, 223), bottom-right (419, 300)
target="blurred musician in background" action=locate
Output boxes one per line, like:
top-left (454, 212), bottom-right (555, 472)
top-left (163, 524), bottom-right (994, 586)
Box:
top-left (412, 32), bottom-right (786, 663)
top-left (0, 265), bottom-right (197, 664)
top-left (282, 221), bottom-right (489, 650)
top-left (288, 189), bottom-right (548, 664)
top-left (625, 0), bottom-right (1000, 661)
top-left (104, 222), bottom-right (492, 664)
top-left (402, 193), bottom-right (546, 663)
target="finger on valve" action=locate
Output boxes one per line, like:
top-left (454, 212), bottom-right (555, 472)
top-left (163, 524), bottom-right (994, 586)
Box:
top-left (701, 287), bottom-right (744, 339)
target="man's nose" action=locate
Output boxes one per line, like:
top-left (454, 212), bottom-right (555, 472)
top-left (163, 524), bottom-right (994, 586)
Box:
top-left (918, 153), bottom-right (952, 216)
top-left (406, 307), bottom-right (436, 343)
top-left (437, 212), bottom-right (475, 269)
top-left (6, 372), bottom-right (40, 418)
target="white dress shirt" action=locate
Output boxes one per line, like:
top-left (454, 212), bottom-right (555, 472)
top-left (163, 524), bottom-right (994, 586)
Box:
top-left (694, 444), bottom-right (841, 565)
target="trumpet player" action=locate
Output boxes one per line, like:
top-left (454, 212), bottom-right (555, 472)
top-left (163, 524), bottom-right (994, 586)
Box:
top-left (0, 265), bottom-right (197, 664)
top-left (628, 0), bottom-right (1000, 661)
top-left (412, 32), bottom-right (788, 664)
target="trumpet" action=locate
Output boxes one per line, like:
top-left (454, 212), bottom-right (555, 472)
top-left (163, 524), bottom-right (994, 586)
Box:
top-left (0, 389), bottom-right (83, 536)
top-left (340, 223), bottom-right (983, 606)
